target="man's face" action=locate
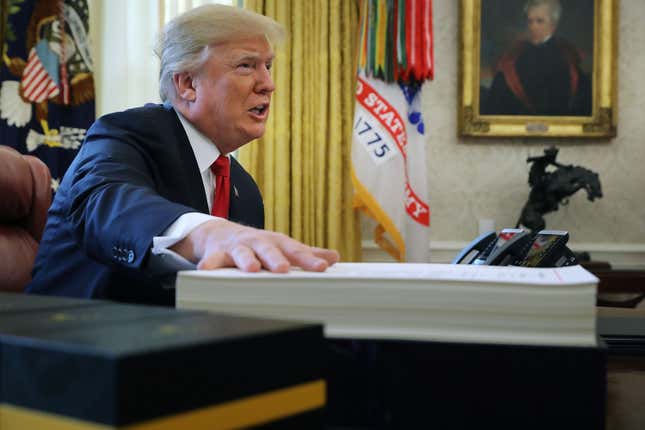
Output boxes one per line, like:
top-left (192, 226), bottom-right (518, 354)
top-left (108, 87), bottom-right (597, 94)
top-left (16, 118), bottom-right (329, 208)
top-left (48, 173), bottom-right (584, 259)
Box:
top-left (527, 5), bottom-right (556, 45)
top-left (189, 36), bottom-right (275, 154)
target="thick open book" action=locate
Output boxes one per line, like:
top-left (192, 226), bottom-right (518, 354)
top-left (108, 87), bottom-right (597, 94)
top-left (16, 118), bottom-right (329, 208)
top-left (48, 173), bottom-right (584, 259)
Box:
top-left (176, 263), bottom-right (599, 347)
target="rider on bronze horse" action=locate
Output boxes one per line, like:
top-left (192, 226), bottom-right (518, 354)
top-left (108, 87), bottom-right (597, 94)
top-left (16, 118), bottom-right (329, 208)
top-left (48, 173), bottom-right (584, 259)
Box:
top-left (517, 147), bottom-right (603, 232)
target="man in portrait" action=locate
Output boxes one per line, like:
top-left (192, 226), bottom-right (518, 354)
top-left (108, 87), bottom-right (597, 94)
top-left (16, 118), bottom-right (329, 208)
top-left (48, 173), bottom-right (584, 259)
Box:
top-left (480, 0), bottom-right (592, 116)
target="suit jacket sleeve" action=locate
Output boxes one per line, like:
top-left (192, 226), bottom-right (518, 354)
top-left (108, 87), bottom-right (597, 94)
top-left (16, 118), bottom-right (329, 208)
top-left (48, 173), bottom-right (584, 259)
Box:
top-left (63, 106), bottom-right (206, 273)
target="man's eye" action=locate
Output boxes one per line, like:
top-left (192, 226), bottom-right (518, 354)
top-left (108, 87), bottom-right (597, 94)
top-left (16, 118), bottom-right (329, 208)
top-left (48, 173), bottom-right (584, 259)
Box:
top-left (238, 63), bottom-right (251, 69)
top-left (266, 62), bottom-right (273, 71)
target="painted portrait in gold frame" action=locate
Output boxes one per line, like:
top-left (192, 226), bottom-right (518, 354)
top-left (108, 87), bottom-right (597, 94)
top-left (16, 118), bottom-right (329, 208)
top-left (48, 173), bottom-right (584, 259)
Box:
top-left (459, 0), bottom-right (617, 138)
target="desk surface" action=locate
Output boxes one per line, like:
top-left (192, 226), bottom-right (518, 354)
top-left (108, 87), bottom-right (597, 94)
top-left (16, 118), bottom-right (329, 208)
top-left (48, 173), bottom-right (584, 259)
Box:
top-left (592, 269), bottom-right (645, 308)
top-left (598, 306), bottom-right (645, 318)
top-left (593, 270), bottom-right (645, 293)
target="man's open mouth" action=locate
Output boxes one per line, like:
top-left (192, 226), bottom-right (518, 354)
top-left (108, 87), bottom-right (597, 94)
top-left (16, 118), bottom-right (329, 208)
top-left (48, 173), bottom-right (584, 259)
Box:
top-left (249, 104), bottom-right (268, 115)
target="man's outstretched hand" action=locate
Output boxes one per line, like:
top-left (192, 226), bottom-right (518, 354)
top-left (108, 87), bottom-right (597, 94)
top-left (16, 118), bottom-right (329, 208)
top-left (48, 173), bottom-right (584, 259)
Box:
top-left (171, 219), bottom-right (339, 272)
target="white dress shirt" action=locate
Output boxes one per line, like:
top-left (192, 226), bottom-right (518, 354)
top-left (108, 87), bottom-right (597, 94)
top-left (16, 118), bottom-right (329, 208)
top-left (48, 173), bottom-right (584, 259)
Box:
top-left (149, 109), bottom-right (228, 271)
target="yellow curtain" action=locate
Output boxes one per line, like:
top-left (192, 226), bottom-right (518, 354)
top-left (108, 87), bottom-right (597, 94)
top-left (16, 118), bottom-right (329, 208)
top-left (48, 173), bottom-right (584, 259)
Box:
top-left (240, 0), bottom-right (361, 261)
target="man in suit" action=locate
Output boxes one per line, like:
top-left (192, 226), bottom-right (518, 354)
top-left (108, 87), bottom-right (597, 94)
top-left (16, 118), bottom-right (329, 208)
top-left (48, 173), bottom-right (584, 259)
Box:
top-left (27, 5), bottom-right (339, 306)
top-left (481, 0), bottom-right (591, 116)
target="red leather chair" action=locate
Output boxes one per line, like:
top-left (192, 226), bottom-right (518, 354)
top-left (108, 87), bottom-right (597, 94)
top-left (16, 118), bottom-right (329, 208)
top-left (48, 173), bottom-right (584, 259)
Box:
top-left (0, 145), bottom-right (51, 292)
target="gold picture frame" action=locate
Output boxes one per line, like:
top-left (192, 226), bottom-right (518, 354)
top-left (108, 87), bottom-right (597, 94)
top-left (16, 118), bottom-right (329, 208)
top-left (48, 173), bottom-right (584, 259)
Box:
top-left (459, 0), bottom-right (617, 138)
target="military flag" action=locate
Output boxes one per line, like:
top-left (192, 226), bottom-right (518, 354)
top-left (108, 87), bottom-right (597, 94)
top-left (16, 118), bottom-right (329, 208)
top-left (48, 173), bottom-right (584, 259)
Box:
top-left (1, 0), bottom-right (95, 191)
top-left (352, 0), bottom-right (434, 262)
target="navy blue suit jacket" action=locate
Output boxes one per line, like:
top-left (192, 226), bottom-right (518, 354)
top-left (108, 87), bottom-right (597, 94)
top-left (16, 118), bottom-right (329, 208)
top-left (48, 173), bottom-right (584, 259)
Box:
top-left (27, 104), bottom-right (264, 306)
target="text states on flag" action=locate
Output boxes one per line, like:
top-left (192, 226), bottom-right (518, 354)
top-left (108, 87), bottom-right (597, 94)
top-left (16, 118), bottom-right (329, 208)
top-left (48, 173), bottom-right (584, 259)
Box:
top-left (354, 77), bottom-right (429, 227)
top-left (355, 77), bottom-right (407, 157)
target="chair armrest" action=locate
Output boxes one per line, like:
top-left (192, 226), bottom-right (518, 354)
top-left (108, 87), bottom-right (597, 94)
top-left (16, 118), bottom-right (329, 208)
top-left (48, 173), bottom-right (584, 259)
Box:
top-left (24, 155), bottom-right (52, 241)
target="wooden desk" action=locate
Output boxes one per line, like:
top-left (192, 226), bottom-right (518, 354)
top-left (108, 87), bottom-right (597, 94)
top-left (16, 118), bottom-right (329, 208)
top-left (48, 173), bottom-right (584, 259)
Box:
top-left (591, 270), bottom-right (645, 308)
top-left (595, 270), bottom-right (645, 294)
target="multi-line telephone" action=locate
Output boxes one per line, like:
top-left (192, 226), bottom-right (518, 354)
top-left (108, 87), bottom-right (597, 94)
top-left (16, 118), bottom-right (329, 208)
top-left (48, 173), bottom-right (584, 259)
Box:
top-left (452, 228), bottom-right (578, 268)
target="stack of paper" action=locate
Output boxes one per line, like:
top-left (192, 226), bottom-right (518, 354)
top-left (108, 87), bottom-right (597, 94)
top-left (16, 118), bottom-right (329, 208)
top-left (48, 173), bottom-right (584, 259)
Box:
top-left (176, 263), bottom-right (599, 347)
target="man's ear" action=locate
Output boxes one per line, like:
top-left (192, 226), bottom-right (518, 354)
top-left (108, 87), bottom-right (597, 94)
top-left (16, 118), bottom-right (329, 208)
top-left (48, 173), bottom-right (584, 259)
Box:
top-left (172, 72), bottom-right (197, 102)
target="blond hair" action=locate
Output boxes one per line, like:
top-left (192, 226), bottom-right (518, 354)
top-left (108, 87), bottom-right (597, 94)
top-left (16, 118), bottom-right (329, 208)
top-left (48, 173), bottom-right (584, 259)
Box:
top-left (155, 4), bottom-right (285, 102)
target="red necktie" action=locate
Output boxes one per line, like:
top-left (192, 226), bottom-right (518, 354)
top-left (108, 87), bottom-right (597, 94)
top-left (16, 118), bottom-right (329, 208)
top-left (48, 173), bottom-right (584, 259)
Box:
top-left (210, 155), bottom-right (230, 218)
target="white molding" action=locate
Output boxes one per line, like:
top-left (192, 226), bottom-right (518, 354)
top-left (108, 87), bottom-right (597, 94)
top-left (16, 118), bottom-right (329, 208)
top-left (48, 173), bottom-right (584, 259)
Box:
top-left (361, 240), bottom-right (645, 270)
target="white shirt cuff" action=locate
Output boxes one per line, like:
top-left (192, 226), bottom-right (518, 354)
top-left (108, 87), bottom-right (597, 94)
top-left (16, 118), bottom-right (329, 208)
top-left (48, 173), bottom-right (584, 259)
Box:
top-left (150, 212), bottom-right (220, 272)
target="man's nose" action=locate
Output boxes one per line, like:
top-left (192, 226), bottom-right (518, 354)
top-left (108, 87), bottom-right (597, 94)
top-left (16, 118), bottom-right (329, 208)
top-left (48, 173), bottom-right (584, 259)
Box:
top-left (256, 66), bottom-right (275, 94)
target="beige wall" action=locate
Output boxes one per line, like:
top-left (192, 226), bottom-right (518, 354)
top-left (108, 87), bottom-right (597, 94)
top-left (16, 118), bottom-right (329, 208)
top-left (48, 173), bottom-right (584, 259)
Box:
top-left (364, 1), bottom-right (645, 268)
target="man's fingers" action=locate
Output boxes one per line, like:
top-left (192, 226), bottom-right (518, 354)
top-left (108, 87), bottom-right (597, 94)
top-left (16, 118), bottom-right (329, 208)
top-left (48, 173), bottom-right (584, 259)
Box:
top-left (251, 241), bottom-right (290, 273)
top-left (296, 254), bottom-right (330, 272)
top-left (197, 246), bottom-right (262, 272)
top-left (197, 251), bottom-right (232, 270)
top-left (229, 245), bottom-right (262, 272)
top-left (310, 247), bottom-right (340, 265)
top-left (193, 221), bottom-right (339, 273)
top-left (279, 242), bottom-right (339, 272)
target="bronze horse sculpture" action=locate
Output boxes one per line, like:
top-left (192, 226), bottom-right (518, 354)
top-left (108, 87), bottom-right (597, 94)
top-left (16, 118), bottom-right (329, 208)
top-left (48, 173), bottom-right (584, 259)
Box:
top-left (517, 147), bottom-right (602, 232)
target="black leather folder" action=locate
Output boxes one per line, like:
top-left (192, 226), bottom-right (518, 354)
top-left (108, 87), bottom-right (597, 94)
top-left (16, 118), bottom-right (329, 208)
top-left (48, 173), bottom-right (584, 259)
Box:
top-left (0, 292), bottom-right (101, 313)
top-left (0, 294), bottom-right (325, 429)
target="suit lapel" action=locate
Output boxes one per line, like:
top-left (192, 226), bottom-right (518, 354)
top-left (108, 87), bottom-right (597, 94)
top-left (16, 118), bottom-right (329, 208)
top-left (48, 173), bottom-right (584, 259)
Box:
top-left (229, 158), bottom-right (243, 220)
top-left (162, 104), bottom-right (209, 214)
top-left (228, 157), bottom-right (264, 229)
